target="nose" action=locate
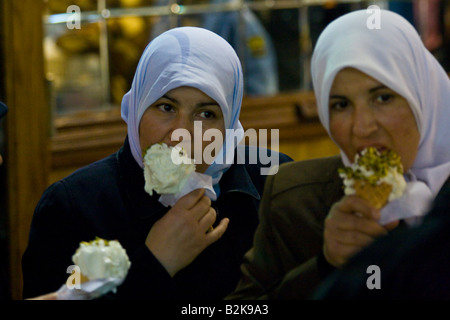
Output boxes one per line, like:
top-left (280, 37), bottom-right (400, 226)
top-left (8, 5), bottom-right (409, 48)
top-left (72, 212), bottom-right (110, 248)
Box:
top-left (352, 104), bottom-right (378, 138)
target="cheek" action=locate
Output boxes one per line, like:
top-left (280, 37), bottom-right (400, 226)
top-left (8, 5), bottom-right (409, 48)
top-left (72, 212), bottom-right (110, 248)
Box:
top-left (198, 124), bottom-right (225, 153)
top-left (139, 128), bottom-right (153, 152)
top-left (196, 122), bottom-right (225, 172)
top-left (385, 104), bottom-right (420, 171)
top-left (393, 123), bottom-right (420, 171)
top-left (200, 120), bottom-right (225, 145)
top-left (139, 118), bottom-right (164, 151)
top-left (329, 116), bottom-right (350, 150)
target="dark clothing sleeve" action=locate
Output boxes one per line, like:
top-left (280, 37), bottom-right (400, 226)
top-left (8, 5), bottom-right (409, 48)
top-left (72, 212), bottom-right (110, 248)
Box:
top-left (22, 181), bottom-right (86, 298)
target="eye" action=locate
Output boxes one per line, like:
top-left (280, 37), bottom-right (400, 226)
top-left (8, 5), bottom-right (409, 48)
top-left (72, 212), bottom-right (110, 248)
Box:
top-left (198, 110), bottom-right (216, 119)
top-left (329, 99), bottom-right (349, 111)
top-left (375, 93), bottom-right (394, 104)
top-left (157, 103), bottom-right (175, 113)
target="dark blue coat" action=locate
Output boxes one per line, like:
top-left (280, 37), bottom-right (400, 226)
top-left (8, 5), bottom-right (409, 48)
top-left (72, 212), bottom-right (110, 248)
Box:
top-left (22, 138), bottom-right (292, 299)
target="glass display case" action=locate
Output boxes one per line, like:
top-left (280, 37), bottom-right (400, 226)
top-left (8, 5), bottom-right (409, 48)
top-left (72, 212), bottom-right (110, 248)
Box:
top-left (43, 0), bottom-right (450, 122)
top-left (43, 0), bottom-right (374, 119)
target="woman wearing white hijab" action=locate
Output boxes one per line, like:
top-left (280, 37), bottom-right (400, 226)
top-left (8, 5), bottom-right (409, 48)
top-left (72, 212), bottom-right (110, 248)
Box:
top-left (228, 9), bottom-right (450, 299)
top-left (22, 27), bottom-right (291, 300)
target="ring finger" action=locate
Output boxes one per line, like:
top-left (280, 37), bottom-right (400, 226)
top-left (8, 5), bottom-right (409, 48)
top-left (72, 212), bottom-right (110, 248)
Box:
top-left (198, 207), bottom-right (217, 232)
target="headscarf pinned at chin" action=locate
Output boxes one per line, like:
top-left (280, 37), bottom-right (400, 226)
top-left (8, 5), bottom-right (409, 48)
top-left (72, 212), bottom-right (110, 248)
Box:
top-left (121, 27), bottom-right (245, 196)
top-left (311, 9), bottom-right (450, 225)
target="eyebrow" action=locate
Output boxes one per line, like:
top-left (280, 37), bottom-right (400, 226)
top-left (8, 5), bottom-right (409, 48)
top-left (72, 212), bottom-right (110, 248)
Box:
top-left (161, 94), bottom-right (220, 108)
top-left (329, 85), bottom-right (389, 100)
top-left (369, 85), bottom-right (388, 93)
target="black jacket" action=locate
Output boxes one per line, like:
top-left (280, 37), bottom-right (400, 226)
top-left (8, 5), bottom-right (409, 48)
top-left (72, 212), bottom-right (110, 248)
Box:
top-left (22, 138), bottom-right (292, 299)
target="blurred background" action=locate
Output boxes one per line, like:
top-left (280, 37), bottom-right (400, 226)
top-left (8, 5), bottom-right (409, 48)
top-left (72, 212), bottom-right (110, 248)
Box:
top-left (1, 0), bottom-right (449, 299)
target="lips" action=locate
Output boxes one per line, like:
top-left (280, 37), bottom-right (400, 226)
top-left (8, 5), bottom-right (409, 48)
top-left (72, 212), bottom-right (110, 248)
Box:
top-left (356, 145), bottom-right (388, 155)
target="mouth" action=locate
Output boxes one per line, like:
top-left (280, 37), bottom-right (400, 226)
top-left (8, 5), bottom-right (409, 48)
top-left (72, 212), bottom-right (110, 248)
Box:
top-left (356, 145), bottom-right (389, 155)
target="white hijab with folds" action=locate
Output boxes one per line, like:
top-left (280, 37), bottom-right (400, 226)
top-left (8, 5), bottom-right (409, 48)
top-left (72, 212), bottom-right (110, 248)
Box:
top-left (121, 27), bottom-right (244, 196)
top-left (311, 9), bottom-right (450, 225)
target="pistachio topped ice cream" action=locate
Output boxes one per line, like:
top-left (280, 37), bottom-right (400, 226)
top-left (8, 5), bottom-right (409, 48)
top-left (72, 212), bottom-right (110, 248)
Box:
top-left (338, 147), bottom-right (406, 208)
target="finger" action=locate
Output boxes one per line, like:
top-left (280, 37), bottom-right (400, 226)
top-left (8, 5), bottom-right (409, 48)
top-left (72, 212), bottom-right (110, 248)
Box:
top-left (330, 227), bottom-right (378, 247)
top-left (383, 219), bottom-right (400, 231)
top-left (325, 209), bottom-right (388, 245)
top-left (205, 218), bottom-right (229, 245)
top-left (190, 195), bottom-right (212, 221)
top-left (324, 242), bottom-right (364, 267)
top-left (175, 188), bottom-right (205, 210)
top-left (330, 212), bottom-right (388, 238)
top-left (336, 195), bottom-right (379, 220)
top-left (199, 207), bottom-right (217, 232)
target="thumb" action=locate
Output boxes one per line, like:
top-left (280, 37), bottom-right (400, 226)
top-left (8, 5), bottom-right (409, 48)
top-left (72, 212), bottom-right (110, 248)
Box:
top-left (384, 219), bottom-right (400, 231)
top-left (205, 218), bottom-right (229, 246)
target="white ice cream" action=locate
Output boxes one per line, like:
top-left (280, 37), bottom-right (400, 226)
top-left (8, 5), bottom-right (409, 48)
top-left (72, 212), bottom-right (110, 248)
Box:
top-left (143, 143), bottom-right (196, 196)
top-left (72, 238), bottom-right (131, 281)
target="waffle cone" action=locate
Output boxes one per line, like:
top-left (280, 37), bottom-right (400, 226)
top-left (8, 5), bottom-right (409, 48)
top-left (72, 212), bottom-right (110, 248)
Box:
top-left (80, 273), bottom-right (90, 283)
top-left (354, 180), bottom-right (392, 209)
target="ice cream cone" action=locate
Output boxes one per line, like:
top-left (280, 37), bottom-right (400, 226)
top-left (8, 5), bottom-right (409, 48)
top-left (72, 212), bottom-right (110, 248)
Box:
top-left (72, 238), bottom-right (131, 283)
top-left (339, 147), bottom-right (406, 210)
top-left (80, 272), bottom-right (90, 284)
top-left (143, 143), bottom-right (195, 196)
top-left (354, 180), bottom-right (393, 209)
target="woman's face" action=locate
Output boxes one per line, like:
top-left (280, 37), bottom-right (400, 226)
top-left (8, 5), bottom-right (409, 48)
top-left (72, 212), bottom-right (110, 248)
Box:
top-left (329, 68), bottom-right (420, 172)
top-left (139, 86), bottom-right (225, 173)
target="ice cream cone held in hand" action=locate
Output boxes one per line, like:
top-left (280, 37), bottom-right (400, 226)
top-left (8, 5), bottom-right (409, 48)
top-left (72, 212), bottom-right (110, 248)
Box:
top-left (339, 147), bottom-right (406, 209)
top-left (142, 142), bottom-right (214, 232)
top-left (353, 180), bottom-right (392, 209)
top-left (72, 237), bottom-right (131, 283)
top-left (55, 237), bottom-right (131, 299)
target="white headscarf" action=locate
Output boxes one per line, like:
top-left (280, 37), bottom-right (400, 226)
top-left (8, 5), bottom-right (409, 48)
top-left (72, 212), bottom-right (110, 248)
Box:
top-left (311, 9), bottom-right (450, 224)
top-left (121, 27), bottom-right (244, 195)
